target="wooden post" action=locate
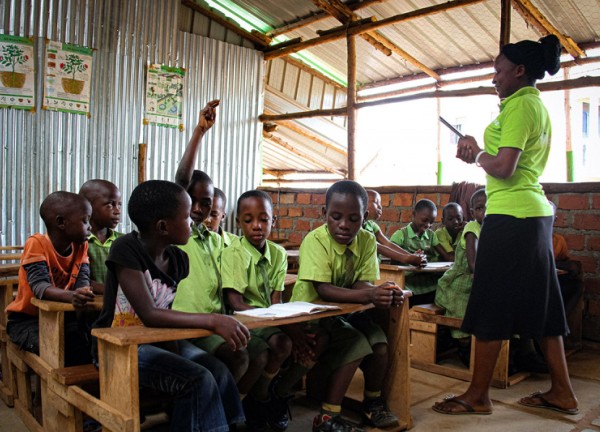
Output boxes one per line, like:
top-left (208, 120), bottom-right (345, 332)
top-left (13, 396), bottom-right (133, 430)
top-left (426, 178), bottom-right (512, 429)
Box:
top-left (347, 33), bottom-right (357, 180)
top-left (500, 0), bottom-right (511, 50)
top-left (436, 98), bottom-right (442, 185)
top-left (564, 68), bottom-right (574, 182)
top-left (138, 144), bottom-right (147, 184)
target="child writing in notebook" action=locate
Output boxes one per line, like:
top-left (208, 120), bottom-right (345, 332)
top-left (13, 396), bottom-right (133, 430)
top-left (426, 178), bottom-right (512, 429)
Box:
top-left (6, 191), bottom-right (95, 366)
top-left (91, 180), bottom-right (248, 431)
top-left (205, 187), bottom-right (239, 247)
top-left (363, 189), bottom-right (426, 266)
top-left (434, 202), bottom-right (465, 262)
top-left (279, 180), bottom-right (408, 432)
top-left (221, 190), bottom-right (293, 431)
top-left (435, 189), bottom-right (486, 366)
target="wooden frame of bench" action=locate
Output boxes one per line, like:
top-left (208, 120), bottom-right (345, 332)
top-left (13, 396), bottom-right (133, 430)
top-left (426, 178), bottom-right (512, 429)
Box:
top-left (409, 304), bottom-right (530, 389)
top-left (0, 277), bottom-right (18, 407)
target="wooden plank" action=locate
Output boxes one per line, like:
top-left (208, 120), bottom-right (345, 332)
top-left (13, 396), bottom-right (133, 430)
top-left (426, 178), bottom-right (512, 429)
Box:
top-left (411, 360), bottom-right (473, 382)
top-left (0, 263), bottom-right (20, 277)
top-left (51, 364), bottom-right (99, 386)
top-left (347, 33), bottom-right (357, 180)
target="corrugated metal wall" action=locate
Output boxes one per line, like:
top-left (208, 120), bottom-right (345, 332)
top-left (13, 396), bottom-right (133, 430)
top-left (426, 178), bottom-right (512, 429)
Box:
top-left (0, 0), bottom-right (264, 245)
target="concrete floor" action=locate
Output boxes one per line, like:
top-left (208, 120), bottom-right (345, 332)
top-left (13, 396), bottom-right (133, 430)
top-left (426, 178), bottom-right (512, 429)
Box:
top-left (1, 346), bottom-right (599, 432)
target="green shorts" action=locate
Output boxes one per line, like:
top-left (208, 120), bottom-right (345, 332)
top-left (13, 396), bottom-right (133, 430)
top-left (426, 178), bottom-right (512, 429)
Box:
top-left (191, 326), bottom-right (283, 359)
top-left (346, 310), bottom-right (388, 346)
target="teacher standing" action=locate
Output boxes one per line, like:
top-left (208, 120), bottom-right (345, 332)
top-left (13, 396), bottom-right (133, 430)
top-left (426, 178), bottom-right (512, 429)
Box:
top-left (433, 35), bottom-right (578, 416)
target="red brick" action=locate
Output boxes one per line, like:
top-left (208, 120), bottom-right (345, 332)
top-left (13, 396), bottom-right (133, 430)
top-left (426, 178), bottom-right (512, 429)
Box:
top-left (279, 193), bottom-right (296, 204)
top-left (288, 207), bottom-right (302, 217)
top-left (311, 194), bottom-right (326, 205)
top-left (288, 232), bottom-right (303, 244)
top-left (277, 218), bottom-right (293, 229)
top-left (589, 236), bottom-right (600, 252)
top-left (380, 193), bottom-right (391, 207)
top-left (393, 194), bottom-right (414, 207)
top-left (312, 221), bottom-right (324, 230)
top-left (303, 207), bottom-right (321, 219)
top-left (439, 194), bottom-right (450, 207)
top-left (588, 299), bottom-right (600, 317)
top-left (564, 234), bottom-right (585, 251)
top-left (416, 193), bottom-right (439, 205)
top-left (386, 225), bottom-right (404, 237)
top-left (559, 194), bottom-right (588, 210)
top-left (574, 214), bottom-right (600, 230)
top-left (277, 208), bottom-right (288, 217)
top-left (401, 210), bottom-right (413, 223)
top-left (554, 212), bottom-right (568, 228)
top-left (576, 255), bottom-right (599, 273)
top-left (584, 278), bottom-right (600, 296)
top-left (296, 219), bottom-right (311, 231)
top-left (593, 195), bottom-right (600, 209)
top-left (380, 208), bottom-right (400, 222)
top-left (297, 193), bottom-right (311, 205)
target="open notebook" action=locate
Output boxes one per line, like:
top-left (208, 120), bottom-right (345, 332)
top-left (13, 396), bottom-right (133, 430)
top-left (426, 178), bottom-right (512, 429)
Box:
top-left (234, 302), bottom-right (341, 319)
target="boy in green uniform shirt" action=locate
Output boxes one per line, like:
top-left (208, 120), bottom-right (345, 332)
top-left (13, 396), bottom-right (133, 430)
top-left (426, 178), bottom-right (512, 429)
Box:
top-left (435, 202), bottom-right (464, 262)
top-left (284, 180), bottom-right (408, 432)
top-left (390, 198), bottom-right (451, 306)
top-left (171, 100), bottom-right (251, 383)
top-left (205, 187), bottom-right (239, 247)
top-left (222, 190), bottom-right (292, 431)
top-left (79, 179), bottom-right (123, 294)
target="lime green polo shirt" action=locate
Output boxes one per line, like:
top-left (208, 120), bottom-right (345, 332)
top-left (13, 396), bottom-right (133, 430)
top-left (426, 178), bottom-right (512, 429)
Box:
top-left (87, 230), bottom-right (122, 283)
top-left (291, 225), bottom-right (379, 303)
top-left (220, 229), bottom-right (239, 248)
top-left (172, 224), bottom-right (224, 314)
top-left (484, 86), bottom-right (553, 218)
top-left (221, 237), bottom-right (287, 308)
top-left (435, 226), bottom-right (461, 254)
top-left (363, 220), bottom-right (381, 236)
top-left (389, 224), bottom-right (440, 261)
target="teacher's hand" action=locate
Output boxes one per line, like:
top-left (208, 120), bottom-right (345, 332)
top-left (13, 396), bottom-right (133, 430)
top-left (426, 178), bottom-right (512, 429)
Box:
top-left (456, 135), bottom-right (481, 164)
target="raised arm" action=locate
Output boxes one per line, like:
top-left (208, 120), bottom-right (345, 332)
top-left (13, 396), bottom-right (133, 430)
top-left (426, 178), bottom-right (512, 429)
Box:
top-left (175, 99), bottom-right (220, 188)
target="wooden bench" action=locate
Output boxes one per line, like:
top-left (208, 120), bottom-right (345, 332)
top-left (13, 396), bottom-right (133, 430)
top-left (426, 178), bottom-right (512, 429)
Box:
top-left (0, 277), bottom-right (18, 407)
top-left (409, 303), bottom-right (530, 389)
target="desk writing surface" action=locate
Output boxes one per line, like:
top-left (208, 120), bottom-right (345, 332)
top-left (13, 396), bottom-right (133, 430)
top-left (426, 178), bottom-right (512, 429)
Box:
top-left (31, 296), bottom-right (103, 311)
top-left (0, 263), bottom-right (19, 277)
top-left (92, 302), bottom-right (373, 347)
top-left (383, 262), bottom-right (452, 273)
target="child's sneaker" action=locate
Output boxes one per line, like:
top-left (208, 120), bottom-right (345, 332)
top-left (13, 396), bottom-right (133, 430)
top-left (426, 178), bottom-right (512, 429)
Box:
top-left (242, 395), bottom-right (267, 431)
top-left (266, 390), bottom-right (293, 431)
top-left (312, 413), bottom-right (365, 432)
top-left (362, 397), bottom-right (399, 428)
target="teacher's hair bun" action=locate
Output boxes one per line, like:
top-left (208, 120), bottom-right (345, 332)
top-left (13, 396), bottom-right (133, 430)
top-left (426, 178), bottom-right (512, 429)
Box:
top-left (540, 34), bottom-right (561, 76)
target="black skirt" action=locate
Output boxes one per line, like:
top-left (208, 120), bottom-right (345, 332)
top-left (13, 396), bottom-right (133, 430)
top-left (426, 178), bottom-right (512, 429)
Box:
top-left (461, 214), bottom-right (568, 340)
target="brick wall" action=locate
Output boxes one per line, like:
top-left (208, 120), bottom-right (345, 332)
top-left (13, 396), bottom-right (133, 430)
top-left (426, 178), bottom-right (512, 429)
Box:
top-left (263, 183), bottom-right (600, 342)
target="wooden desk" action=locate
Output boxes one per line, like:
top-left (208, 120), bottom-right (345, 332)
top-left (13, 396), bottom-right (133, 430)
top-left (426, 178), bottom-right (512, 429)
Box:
top-left (0, 253), bottom-right (22, 261)
top-left (383, 262), bottom-right (452, 273)
top-left (92, 302), bottom-right (376, 432)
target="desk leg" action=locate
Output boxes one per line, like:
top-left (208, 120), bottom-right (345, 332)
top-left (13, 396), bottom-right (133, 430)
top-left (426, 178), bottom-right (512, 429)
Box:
top-left (384, 301), bottom-right (412, 430)
top-left (98, 341), bottom-right (140, 432)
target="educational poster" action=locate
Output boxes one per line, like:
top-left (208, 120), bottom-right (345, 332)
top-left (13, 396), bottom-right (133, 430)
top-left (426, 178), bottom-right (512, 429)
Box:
top-left (144, 64), bottom-right (185, 130)
top-left (43, 40), bottom-right (93, 116)
top-left (0, 35), bottom-right (35, 110)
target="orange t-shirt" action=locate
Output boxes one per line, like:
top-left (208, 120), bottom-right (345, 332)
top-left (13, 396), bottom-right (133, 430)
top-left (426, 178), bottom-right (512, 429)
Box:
top-left (552, 233), bottom-right (569, 261)
top-left (6, 233), bottom-right (89, 316)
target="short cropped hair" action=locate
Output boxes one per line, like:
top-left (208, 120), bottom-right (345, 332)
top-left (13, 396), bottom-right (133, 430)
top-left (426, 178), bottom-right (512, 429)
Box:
top-left (414, 198), bottom-right (437, 214)
top-left (214, 187), bottom-right (227, 205)
top-left (189, 170), bottom-right (213, 190)
top-left (40, 191), bottom-right (89, 226)
top-left (470, 189), bottom-right (486, 207)
top-left (236, 190), bottom-right (273, 216)
top-left (442, 202), bottom-right (462, 219)
top-left (79, 179), bottom-right (119, 202)
top-left (128, 180), bottom-right (186, 232)
top-left (325, 180), bottom-right (368, 213)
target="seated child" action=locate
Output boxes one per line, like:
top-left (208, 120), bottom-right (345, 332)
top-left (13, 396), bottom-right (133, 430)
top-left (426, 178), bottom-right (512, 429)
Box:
top-left (6, 191), bottom-right (95, 366)
top-left (172, 100), bottom-right (253, 383)
top-left (363, 189), bottom-right (426, 266)
top-left (434, 202), bottom-right (464, 261)
top-left (435, 189), bottom-right (486, 366)
top-left (92, 180), bottom-right (247, 431)
top-left (390, 198), bottom-right (451, 305)
top-left (205, 187), bottom-right (239, 247)
top-left (222, 190), bottom-right (293, 431)
top-left (278, 180), bottom-right (408, 432)
top-left (79, 179), bottom-right (123, 294)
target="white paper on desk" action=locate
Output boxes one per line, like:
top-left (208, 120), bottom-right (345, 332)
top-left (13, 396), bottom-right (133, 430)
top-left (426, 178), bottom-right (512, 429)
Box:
top-left (234, 302), bottom-right (341, 319)
top-left (426, 262), bottom-right (453, 269)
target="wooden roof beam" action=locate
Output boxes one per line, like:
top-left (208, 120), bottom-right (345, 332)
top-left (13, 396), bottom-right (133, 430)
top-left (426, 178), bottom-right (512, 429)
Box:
top-left (263, 131), bottom-right (347, 176)
top-left (511, 0), bottom-right (585, 59)
top-left (312, 0), bottom-right (441, 81)
top-left (264, 0), bottom-right (486, 60)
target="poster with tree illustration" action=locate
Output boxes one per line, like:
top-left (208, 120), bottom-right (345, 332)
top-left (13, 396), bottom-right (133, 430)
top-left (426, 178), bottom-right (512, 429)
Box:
top-left (0, 35), bottom-right (35, 111)
top-left (144, 64), bottom-right (185, 129)
top-left (44, 40), bottom-right (93, 115)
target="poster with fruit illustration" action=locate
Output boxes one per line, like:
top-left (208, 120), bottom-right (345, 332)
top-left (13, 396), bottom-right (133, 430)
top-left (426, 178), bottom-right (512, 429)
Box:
top-left (144, 64), bottom-right (185, 129)
top-left (43, 40), bottom-right (93, 115)
top-left (0, 35), bottom-right (35, 110)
